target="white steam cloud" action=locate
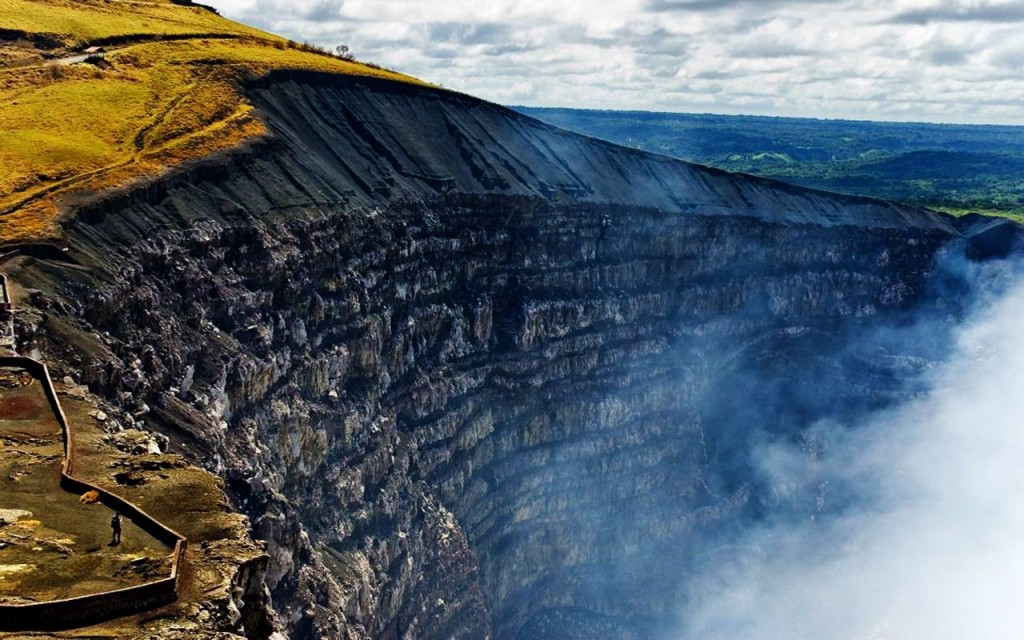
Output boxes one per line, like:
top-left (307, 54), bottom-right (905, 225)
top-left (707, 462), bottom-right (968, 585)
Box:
top-left (680, 267), bottom-right (1024, 639)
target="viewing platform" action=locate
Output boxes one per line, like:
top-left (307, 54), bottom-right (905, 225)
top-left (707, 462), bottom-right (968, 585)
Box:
top-left (0, 269), bottom-right (186, 631)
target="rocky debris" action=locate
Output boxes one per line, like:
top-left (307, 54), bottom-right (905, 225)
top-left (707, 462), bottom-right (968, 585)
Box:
top-left (114, 555), bottom-right (171, 580)
top-left (103, 428), bottom-right (167, 455)
top-left (0, 369), bottom-right (32, 388)
top-left (0, 517), bottom-right (74, 557)
top-left (0, 508), bottom-right (32, 525)
top-left (56, 376), bottom-right (92, 401)
top-left (110, 454), bottom-right (186, 474)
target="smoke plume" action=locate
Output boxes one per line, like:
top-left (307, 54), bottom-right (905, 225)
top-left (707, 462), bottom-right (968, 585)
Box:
top-left (678, 261), bottom-right (1024, 640)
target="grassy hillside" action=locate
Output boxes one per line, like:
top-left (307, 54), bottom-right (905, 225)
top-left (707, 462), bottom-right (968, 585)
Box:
top-left (0, 0), bottom-right (426, 243)
top-left (516, 107), bottom-right (1024, 222)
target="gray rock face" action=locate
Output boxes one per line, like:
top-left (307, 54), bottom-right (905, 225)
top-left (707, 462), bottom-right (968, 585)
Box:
top-left (15, 74), bottom-right (1014, 639)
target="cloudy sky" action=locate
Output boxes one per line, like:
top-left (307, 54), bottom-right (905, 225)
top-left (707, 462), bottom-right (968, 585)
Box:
top-left (203, 0), bottom-right (1024, 124)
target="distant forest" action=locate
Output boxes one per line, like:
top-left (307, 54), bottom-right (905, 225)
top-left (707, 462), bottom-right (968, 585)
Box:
top-left (514, 107), bottom-right (1024, 220)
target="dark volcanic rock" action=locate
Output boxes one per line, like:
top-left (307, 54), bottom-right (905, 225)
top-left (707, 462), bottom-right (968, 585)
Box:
top-left (8, 73), bottom-right (1013, 639)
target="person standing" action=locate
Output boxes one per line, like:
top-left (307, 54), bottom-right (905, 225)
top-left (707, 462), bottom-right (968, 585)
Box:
top-left (110, 511), bottom-right (122, 545)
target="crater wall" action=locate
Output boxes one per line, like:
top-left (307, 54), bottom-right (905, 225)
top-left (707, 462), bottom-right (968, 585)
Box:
top-left (12, 73), bottom-right (1000, 639)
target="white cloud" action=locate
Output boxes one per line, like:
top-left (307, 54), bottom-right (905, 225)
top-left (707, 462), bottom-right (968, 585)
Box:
top-left (678, 263), bottom-right (1024, 639)
top-left (202, 0), bottom-right (1022, 126)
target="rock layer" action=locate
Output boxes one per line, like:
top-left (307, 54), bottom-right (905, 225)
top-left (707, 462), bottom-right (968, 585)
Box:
top-left (10, 73), bottom-right (1011, 639)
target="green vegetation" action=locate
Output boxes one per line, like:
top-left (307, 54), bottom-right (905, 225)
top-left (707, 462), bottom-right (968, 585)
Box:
top-left (516, 107), bottom-right (1024, 222)
top-left (0, 0), bottom-right (426, 243)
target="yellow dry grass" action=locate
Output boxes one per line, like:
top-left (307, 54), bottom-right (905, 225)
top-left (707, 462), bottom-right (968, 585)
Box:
top-left (0, 0), bottom-right (426, 243)
top-left (0, 0), bottom-right (274, 45)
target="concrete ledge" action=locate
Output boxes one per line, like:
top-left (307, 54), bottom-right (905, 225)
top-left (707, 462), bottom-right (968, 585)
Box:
top-left (0, 356), bottom-right (188, 630)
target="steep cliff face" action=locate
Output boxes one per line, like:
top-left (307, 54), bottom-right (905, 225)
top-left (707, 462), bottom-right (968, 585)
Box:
top-left (10, 73), bottom-right (1013, 639)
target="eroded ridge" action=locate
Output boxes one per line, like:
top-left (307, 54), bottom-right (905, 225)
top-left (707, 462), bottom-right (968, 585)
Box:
top-left (0, 270), bottom-right (187, 631)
